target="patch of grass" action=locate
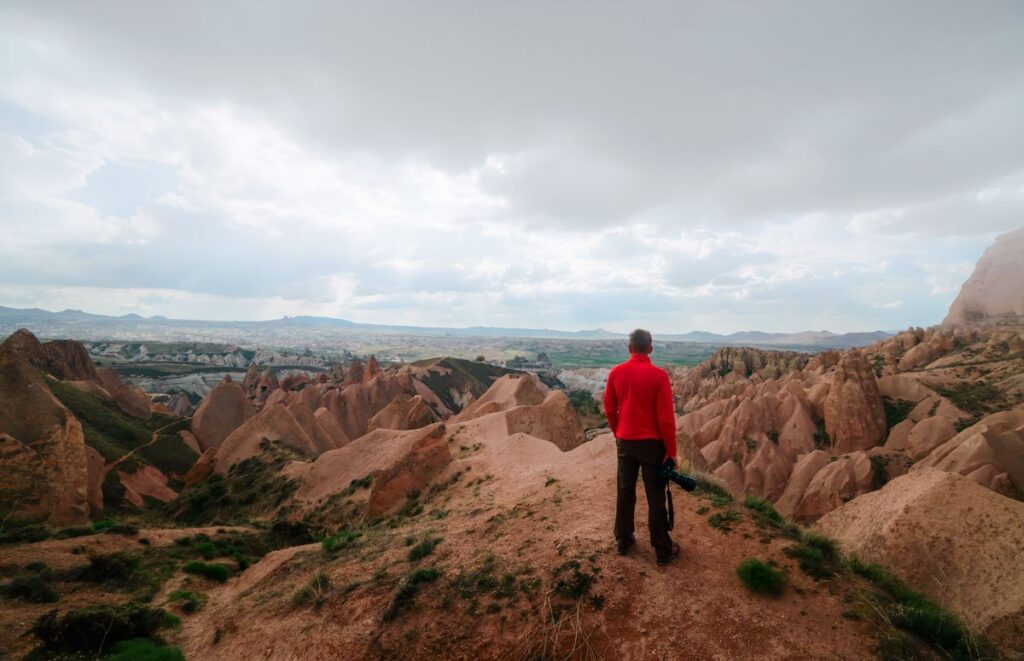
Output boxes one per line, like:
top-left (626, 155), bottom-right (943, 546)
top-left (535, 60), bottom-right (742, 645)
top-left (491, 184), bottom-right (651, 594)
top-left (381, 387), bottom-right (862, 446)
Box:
top-left (743, 496), bottom-right (783, 525)
top-left (870, 454), bottom-right (890, 489)
top-left (31, 603), bottom-right (172, 655)
top-left (383, 567), bottom-right (442, 621)
top-left (408, 537), bottom-right (441, 562)
top-left (707, 510), bottom-right (742, 531)
top-left (321, 529), bottom-right (362, 554)
top-left (0, 521), bottom-right (53, 545)
top-left (291, 570), bottom-right (331, 609)
top-left (168, 589), bottom-right (206, 614)
top-left (784, 532), bottom-right (841, 579)
top-left (340, 475), bottom-right (373, 496)
top-left (737, 558), bottom-right (786, 596)
top-left (935, 382), bottom-right (1002, 417)
top-left (105, 638), bottom-right (185, 661)
top-left (2, 575), bottom-right (59, 603)
top-left (813, 418), bottom-right (831, 449)
top-left (182, 561), bottom-right (231, 583)
top-left (882, 397), bottom-right (916, 429)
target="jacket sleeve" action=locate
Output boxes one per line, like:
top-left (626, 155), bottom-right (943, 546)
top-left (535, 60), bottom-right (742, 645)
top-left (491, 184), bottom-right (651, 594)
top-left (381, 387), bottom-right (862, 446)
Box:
top-left (657, 371), bottom-right (677, 461)
top-left (603, 369), bottom-right (619, 435)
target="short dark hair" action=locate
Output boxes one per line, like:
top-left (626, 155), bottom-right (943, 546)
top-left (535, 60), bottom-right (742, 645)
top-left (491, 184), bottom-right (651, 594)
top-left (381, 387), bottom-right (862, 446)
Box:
top-left (629, 328), bottom-right (652, 353)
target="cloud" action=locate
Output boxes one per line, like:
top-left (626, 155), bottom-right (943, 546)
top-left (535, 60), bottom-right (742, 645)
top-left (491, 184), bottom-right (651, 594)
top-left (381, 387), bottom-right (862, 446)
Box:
top-left (0, 1), bottom-right (1022, 334)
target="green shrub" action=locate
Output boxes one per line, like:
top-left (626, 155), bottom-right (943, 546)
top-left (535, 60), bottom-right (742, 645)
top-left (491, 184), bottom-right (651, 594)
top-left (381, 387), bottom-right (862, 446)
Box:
top-left (408, 537), bottom-right (441, 561)
top-left (784, 533), bottom-right (840, 579)
top-left (882, 398), bottom-right (916, 429)
top-left (736, 558), bottom-right (786, 596)
top-left (552, 560), bottom-right (596, 600)
top-left (195, 541), bottom-right (217, 559)
top-left (0, 522), bottom-right (53, 545)
top-left (182, 562), bottom-right (231, 583)
top-left (31, 603), bottom-right (169, 654)
top-left (85, 551), bottom-right (141, 583)
top-left (321, 529), bottom-right (362, 553)
top-left (168, 589), bottom-right (205, 614)
top-left (105, 638), bottom-right (185, 661)
top-left (2, 575), bottom-right (59, 603)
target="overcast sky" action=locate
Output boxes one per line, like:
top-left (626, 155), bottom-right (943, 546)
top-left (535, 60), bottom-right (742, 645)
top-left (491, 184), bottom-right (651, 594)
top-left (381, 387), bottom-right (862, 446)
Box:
top-left (1, 1), bottom-right (1022, 333)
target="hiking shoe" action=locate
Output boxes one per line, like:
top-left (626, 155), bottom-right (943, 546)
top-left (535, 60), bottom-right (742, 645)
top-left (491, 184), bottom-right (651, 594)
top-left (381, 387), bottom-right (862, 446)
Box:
top-left (616, 535), bottom-right (635, 555)
top-left (656, 542), bottom-right (681, 566)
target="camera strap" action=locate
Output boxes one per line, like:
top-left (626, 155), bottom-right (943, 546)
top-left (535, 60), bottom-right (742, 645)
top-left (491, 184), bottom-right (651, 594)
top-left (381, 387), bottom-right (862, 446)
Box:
top-left (665, 481), bottom-right (675, 531)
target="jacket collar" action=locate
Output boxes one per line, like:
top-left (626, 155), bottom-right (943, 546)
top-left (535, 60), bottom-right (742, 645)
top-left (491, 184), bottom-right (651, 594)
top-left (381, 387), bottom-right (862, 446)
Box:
top-left (629, 353), bottom-right (652, 363)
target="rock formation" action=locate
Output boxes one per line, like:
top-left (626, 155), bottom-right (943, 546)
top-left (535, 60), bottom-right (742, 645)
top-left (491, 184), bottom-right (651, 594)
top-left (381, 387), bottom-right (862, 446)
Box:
top-left (823, 351), bottom-right (886, 452)
top-left (944, 226), bottom-right (1024, 325)
top-left (0, 328), bottom-right (99, 381)
top-left (0, 348), bottom-right (90, 526)
top-left (817, 469), bottom-right (1024, 649)
top-left (191, 379), bottom-right (257, 450)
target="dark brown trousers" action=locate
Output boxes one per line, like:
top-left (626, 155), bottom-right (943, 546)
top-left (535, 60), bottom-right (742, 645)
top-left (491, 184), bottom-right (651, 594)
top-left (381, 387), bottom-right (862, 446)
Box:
top-left (614, 439), bottom-right (674, 556)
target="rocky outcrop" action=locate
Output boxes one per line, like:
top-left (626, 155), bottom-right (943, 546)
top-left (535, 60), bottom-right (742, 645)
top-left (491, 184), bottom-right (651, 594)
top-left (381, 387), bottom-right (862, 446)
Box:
top-left (504, 391), bottom-right (587, 452)
top-left (792, 451), bottom-right (876, 522)
top-left (912, 406), bottom-right (1024, 500)
top-left (1, 329), bottom-right (99, 381)
top-left (0, 349), bottom-right (90, 526)
top-left (96, 368), bottom-right (152, 420)
top-left (817, 469), bottom-right (1024, 650)
top-left (367, 394), bottom-right (439, 432)
top-left (215, 402), bottom-right (324, 470)
top-left (364, 423), bottom-right (452, 519)
top-left (191, 380), bottom-right (256, 451)
top-left (775, 450), bottom-right (832, 519)
top-left (824, 352), bottom-right (886, 452)
top-left (242, 362), bottom-right (261, 397)
top-left (184, 448), bottom-right (217, 487)
top-left (118, 464), bottom-right (177, 508)
top-left (904, 416), bottom-right (956, 461)
top-left (944, 226), bottom-right (1024, 325)
top-left (455, 373), bottom-right (547, 422)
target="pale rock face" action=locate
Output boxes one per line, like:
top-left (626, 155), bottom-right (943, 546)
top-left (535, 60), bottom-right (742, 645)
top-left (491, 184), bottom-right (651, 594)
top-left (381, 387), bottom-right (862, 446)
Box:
top-left (192, 380), bottom-right (256, 451)
top-left (775, 450), bottom-right (833, 518)
top-left (184, 448), bottom-right (217, 487)
top-left (904, 415), bottom-right (957, 461)
top-left (883, 419), bottom-right (915, 451)
top-left (911, 406), bottom-right (1024, 500)
top-left (823, 352), bottom-right (886, 453)
top-left (713, 460), bottom-right (745, 497)
top-left (503, 391), bottom-right (587, 452)
top-left (776, 402), bottom-right (817, 459)
top-left (742, 440), bottom-right (793, 500)
top-left (454, 373), bottom-right (548, 423)
top-left (944, 226), bottom-right (1024, 325)
top-left (793, 451), bottom-right (876, 522)
top-left (118, 464), bottom-right (177, 507)
top-left (215, 402), bottom-right (319, 470)
top-left (816, 469), bottom-right (1024, 648)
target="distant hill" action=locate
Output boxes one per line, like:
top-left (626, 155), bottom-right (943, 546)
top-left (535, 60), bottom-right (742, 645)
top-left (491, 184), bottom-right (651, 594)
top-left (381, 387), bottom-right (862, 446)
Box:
top-left (0, 305), bottom-right (889, 347)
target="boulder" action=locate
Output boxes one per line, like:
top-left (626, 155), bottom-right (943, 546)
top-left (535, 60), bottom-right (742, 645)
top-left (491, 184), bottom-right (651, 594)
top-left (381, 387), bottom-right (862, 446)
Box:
top-left (816, 469), bottom-right (1024, 652)
top-left (192, 380), bottom-right (256, 451)
top-left (824, 352), bottom-right (886, 452)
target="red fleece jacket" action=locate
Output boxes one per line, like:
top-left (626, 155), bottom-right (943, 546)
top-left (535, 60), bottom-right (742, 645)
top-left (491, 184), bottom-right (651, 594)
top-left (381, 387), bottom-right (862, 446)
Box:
top-left (603, 353), bottom-right (678, 460)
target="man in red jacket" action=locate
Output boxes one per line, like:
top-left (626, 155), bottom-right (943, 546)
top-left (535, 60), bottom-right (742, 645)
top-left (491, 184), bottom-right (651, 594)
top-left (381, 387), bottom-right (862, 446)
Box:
top-left (603, 329), bottom-right (680, 565)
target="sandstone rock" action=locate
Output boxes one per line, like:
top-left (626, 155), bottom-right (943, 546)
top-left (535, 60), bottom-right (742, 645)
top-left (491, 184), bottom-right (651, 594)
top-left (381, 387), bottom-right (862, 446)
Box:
top-left (215, 402), bottom-right (319, 471)
top-left (242, 362), bottom-right (261, 397)
top-left (775, 450), bottom-right (832, 519)
top-left (96, 368), bottom-right (152, 420)
top-left (824, 352), bottom-right (886, 453)
top-left (455, 373), bottom-right (548, 422)
top-left (192, 380), bottom-right (256, 451)
top-left (368, 394), bottom-right (439, 432)
top-left (118, 464), bottom-right (177, 507)
top-left (912, 406), bottom-right (1024, 500)
top-left (883, 419), bottom-right (914, 451)
top-left (256, 368), bottom-right (279, 401)
top-left (178, 430), bottom-right (202, 454)
top-left (944, 226), bottom-right (1024, 325)
top-left (713, 460), bottom-right (745, 497)
top-left (364, 355), bottom-right (382, 384)
top-left (1, 329), bottom-right (98, 381)
top-left (503, 391), bottom-right (587, 452)
top-left (184, 448), bottom-right (217, 487)
top-left (816, 469), bottom-right (1024, 651)
top-left (793, 451), bottom-right (875, 522)
top-left (742, 440), bottom-right (792, 500)
top-left (0, 349), bottom-right (90, 526)
top-left (904, 415), bottom-right (956, 461)
top-left (364, 423), bottom-right (451, 519)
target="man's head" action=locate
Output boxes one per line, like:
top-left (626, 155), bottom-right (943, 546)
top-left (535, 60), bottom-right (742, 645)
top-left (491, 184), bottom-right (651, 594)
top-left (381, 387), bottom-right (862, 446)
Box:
top-left (628, 328), bottom-right (653, 355)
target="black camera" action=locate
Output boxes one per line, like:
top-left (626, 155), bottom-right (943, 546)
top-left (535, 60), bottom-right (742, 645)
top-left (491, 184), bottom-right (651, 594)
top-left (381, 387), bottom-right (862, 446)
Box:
top-left (658, 463), bottom-right (697, 491)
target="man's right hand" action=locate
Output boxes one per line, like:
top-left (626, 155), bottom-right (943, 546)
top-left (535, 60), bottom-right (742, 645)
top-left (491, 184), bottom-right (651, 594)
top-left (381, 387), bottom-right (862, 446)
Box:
top-left (663, 457), bottom-right (676, 471)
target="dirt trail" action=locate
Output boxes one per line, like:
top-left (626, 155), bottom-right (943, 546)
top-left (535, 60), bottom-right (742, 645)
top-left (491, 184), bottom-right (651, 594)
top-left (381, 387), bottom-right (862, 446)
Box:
top-left (104, 419), bottom-right (180, 476)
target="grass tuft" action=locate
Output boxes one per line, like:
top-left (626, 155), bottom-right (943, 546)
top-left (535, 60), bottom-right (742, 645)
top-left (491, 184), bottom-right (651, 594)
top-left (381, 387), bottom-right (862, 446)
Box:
top-left (736, 558), bottom-right (786, 596)
top-left (182, 561), bottom-right (231, 583)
